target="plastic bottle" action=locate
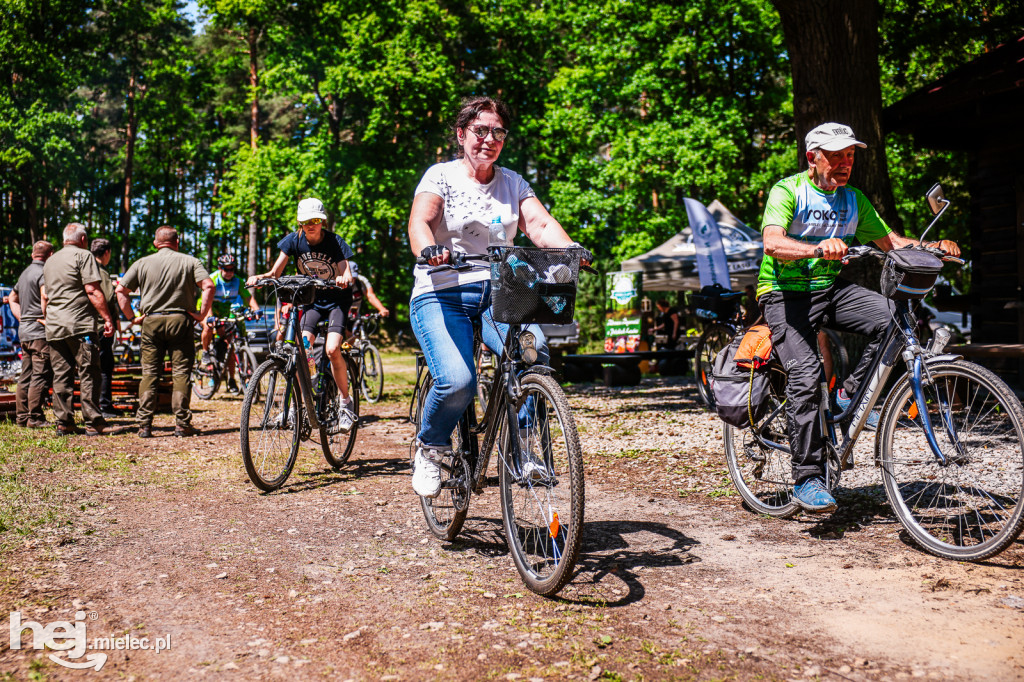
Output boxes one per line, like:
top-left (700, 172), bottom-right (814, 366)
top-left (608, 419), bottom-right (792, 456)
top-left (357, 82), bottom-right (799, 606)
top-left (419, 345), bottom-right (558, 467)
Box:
top-left (541, 264), bottom-right (573, 314)
top-left (488, 215), bottom-right (507, 246)
top-left (303, 337), bottom-right (316, 380)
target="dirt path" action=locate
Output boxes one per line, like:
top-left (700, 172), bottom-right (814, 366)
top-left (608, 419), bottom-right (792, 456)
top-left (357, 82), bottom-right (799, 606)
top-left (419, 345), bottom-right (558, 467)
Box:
top-left (2, 370), bottom-right (1022, 681)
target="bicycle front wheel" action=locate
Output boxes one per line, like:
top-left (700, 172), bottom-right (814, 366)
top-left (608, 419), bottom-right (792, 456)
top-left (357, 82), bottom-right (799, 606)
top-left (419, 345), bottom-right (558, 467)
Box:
top-left (878, 360), bottom-right (1024, 561)
top-left (240, 359), bottom-right (300, 491)
top-left (413, 374), bottom-right (471, 541)
top-left (499, 373), bottom-right (584, 596)
top-left (360, 343), bottom-right (384, 404)
top-left (694, 323), bottom-right (735, 408)
top-left (723, 381), bottom-right (799, 518)
top-left (192, 342), bottom-right (219, 399)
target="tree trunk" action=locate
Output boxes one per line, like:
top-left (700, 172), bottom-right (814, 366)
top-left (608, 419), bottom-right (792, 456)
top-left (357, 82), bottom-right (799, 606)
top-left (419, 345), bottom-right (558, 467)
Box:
top-left (772, 0), bottom-right (901, 230)
top-left (119, 71), bottom-right (138, 272)
top-left (247, 24), bottom-right (260, 273)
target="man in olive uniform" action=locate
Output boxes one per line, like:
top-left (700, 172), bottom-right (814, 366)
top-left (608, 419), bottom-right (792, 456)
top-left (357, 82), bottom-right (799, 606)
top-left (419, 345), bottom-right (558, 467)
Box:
top-left (9, 240), bottom-right (54, 427)
top-left (116, 226), bottom-right (213, 438)
top-left (42, 224), bottom-right (116, 437)
top-left (90, 238), bottom-right (121, 418)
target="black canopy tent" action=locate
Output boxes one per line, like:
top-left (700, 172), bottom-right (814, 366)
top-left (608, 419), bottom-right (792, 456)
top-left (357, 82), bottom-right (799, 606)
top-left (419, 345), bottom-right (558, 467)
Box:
top-left (619, 200), bottom-right (763, 291)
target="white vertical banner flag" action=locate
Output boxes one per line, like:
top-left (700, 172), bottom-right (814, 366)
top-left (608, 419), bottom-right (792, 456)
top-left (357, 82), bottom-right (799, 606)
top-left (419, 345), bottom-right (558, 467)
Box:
top-left (684, 197), bottom-right (730, 289)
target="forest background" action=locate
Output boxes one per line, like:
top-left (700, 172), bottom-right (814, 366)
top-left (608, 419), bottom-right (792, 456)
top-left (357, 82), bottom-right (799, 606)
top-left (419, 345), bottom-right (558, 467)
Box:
top-left (2, 0), bottom-right (1023, 344)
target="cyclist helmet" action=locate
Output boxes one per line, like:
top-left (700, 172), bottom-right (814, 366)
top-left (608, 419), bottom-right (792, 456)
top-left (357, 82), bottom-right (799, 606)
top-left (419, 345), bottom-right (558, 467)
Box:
top-left (349, 262), bottom-right (359, 277)
top-left (217, 253), bottom-right (237, 269)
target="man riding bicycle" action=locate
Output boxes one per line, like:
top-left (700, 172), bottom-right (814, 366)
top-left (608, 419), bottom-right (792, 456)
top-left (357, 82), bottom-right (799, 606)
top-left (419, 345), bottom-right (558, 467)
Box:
top-left (200, 253), bottom-right (260, 393)
top-left (758, 122), bottom-right (960, 513)
top-left (345, 262), bottom-right (389, 336)
top-left (247, 197), bottom-right (358, 433)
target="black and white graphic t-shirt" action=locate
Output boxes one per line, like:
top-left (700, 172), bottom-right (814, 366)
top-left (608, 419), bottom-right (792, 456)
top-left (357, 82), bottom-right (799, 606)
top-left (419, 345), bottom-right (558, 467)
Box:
top-left (277, 230), bottom-right (354, 307)
top-left (411, 160), bottom-right (536, 299)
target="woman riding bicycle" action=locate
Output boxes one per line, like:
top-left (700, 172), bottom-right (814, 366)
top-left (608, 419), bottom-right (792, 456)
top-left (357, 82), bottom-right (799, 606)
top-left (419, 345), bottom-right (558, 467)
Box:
top-left (407, 96), bottom-right (590, 499)
top-left (247, 197), bottom-right (358, 433)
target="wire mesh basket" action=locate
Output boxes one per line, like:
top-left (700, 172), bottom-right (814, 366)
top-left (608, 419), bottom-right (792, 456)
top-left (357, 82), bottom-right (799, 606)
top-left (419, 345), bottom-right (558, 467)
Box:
top-left (490, 246), bottom-right (580, 325)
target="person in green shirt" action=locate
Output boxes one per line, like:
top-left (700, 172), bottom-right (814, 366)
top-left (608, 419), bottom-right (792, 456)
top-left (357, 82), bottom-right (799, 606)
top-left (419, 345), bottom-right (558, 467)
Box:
top-left (758, 122), bottom-right (960, 514)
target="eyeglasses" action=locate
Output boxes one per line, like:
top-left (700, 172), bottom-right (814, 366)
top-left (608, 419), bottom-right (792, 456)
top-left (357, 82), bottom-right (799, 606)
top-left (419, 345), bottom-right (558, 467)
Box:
top-left (299, 219), bottom-right (324, 227)
top-left (222, 267), bottom-right (236, 272)
top-left (466, 125), bottom-right (509, 142)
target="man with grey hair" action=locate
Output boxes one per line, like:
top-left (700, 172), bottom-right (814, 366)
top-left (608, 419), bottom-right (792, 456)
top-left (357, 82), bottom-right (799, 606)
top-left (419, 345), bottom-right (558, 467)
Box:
top-left (42, 223), bottom-right (115, 436)
top-left (757, 122), bottom-right (960, 513)
top-left (117, 226), bottom-right (214, 438)
top-left (10, 240), bottom-right (55, 427)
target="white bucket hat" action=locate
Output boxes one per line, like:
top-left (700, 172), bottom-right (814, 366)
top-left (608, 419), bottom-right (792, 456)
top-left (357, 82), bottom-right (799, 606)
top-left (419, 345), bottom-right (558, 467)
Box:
top-left (805, 123), bottom-right (866, 152)
top-left (297, 197), bottom-right (327, 223)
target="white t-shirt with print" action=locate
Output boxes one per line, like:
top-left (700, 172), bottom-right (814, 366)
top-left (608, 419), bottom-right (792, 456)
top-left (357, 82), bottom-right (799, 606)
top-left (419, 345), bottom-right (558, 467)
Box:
top-left (411, 160), bottom-right (536, 299)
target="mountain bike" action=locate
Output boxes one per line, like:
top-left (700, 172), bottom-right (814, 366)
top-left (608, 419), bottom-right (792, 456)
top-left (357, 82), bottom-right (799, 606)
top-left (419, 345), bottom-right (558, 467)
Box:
top-left (240, 276), bottom-right (361, 491)
top-left (412, 246), bottom-right (590, 596)
top-left (723, 185), bottom-right (1024, 561)
top-left (192, 309), bottom-right (260, 399)
top-left (350, 312), bottom-right (384, 403)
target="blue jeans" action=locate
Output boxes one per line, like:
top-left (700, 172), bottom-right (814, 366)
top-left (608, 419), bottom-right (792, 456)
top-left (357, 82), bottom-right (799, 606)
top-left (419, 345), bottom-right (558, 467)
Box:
top-left (410, 281), bottom-right (548, 448)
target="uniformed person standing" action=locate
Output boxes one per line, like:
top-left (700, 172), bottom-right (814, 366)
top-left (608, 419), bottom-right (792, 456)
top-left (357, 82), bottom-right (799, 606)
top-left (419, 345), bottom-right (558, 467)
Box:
top-left (42, 224), bottom-right (116, 436)
top-left (10, 240), bottom-right (54, 427)
top-left (90, 238), bottom-right (121, 418)
top-left (116, 226), bottom-right (214, 438)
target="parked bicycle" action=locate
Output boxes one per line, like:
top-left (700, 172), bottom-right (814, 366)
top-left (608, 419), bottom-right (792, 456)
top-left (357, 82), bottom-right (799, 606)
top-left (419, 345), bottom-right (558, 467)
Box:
top-left (723, 185), bottom-right (1024, 561)
top-left (693, 286), bottom-right (847, 408)
top-left (192, 308), bottom-right (260, 399)
top-left (412, 246), bottom-right (590, 596)
top-left (240, 276), bottom-right (361, 491)
top-left (350, 312), bottom-right (384, 404)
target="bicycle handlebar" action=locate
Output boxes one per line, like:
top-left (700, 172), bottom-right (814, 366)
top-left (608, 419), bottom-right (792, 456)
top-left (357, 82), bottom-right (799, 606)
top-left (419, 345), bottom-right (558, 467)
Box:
top-left (417, 249), bottom-right (598, 275)
top-left (810, 244), bottom-right (964, 267)
top-left (249, 275), bottom-right (349, 290)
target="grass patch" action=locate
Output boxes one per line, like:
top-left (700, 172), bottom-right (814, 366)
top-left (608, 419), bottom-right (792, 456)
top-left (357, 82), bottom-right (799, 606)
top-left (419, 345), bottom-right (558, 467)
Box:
top-left (0, 423), bottom-right (81, 552)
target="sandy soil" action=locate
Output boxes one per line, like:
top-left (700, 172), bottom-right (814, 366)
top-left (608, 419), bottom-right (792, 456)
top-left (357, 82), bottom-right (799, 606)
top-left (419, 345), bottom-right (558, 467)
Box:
top-left (1, 370), bottom-right (1022, 681)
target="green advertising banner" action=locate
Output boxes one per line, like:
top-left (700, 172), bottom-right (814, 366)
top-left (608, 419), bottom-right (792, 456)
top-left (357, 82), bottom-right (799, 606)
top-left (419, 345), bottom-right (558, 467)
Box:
top-left (604, 271), bottom-right (643, 353)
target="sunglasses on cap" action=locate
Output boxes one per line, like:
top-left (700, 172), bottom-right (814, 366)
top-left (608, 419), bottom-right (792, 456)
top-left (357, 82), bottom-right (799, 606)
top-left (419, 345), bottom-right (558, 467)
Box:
top-left (465, 125), bottom-right (509, 142)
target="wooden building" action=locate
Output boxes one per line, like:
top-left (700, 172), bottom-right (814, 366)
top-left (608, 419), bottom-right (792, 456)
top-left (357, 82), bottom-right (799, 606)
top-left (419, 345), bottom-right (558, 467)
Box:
top-left (885, 35), bottom-right (1024, 384)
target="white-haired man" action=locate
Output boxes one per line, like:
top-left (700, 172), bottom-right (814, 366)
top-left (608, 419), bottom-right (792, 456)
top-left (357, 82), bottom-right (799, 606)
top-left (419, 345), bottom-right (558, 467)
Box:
top-left (757, 122), bottom-right (960, 513)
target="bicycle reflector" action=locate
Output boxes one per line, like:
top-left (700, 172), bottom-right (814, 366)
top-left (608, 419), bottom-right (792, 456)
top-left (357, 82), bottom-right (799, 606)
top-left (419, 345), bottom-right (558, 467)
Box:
top-left (519, 330), bottom-right (538, 364)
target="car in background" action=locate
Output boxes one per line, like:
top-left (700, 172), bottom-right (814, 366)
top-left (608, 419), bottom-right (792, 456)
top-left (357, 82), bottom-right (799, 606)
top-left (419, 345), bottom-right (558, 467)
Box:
top-left (541, 321), bottom-right (580, 353)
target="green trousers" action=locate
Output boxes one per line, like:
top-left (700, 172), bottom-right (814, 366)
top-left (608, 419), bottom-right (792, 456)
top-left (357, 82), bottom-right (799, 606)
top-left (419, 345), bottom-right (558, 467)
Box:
top-left (138, 314), bottom-right (195, 428)
top-left (49, 334), bottom-right (103, 429)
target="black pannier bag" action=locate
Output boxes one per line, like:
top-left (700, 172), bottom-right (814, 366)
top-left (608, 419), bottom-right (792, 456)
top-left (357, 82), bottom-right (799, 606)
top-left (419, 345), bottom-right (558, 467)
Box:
top-left (691, 284), bottom-right (738, 322)
top-left (880, 247), bottom-right (943, 300)
top-left (712, 334), bottom-right (771, 429)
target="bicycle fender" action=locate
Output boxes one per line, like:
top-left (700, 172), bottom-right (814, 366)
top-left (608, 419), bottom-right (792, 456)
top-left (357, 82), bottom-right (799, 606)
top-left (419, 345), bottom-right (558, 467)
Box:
top-left (924, 353), bottom-right (963, 364)
top-left (522, 365), bottom-right (557, 377)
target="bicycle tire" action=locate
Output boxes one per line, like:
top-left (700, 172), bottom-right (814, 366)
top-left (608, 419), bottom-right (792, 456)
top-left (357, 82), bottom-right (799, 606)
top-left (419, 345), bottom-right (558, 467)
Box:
top-left (476, 347), bottom-right (497, 411)
top-left (191, 342), bottom-right (220, 400)
top-left (321, 359), bottom-right (361, 468)
top-left (240, 359), bottom-right (300, 491)
top-left (360, 343), bottom-right (384, 404)
top-left (878, 360), bottom-right (1024, 561)
top-left (498, 373), bottom-right (584, 596)
top-left (238, 345), bottom-right (258, 396)
top-left (410, 362), bottom-right (430, 426)
top-left (819, 328), bottom-right (849, 397)
top-left (413, 374), bottom-right (471, 541)
top-left (694, 323), bottom-right (736, 408)
top-left (723, 370), bottom-right (800, 518)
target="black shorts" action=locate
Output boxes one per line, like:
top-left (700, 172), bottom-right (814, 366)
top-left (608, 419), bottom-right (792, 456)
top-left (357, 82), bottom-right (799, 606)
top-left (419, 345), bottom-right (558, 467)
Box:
top-left (300, 306), bottom-right (348, 336)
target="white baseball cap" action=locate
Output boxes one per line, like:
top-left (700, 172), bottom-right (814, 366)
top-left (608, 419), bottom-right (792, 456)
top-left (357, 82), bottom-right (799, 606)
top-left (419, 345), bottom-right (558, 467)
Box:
top-left (297, 197), bottom-right (327, 223)
top-left (805, 123), bottom-right (866, 152)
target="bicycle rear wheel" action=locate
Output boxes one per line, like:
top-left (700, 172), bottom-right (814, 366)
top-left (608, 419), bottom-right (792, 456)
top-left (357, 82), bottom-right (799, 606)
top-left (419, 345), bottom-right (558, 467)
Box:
top-left (878, 360), bottom-right (1024, 561)
top-left (498, 373), bottom-right (584, 596)
top-left (238, 345), bottom-right (258, 396)
top-left (192, 341), bottom-right (220, 399)
top-left (476, 347), bottom-right (497, 411)
top-left (413, 374), bottom-right (471, 541)
top-left (240, 359), bottom-right (300, 491)
top-left (723, 372), bottom-right (800, 517)
top-left (819, 328), bottom-right (849, 398)
top-left (360, 343), bottom-right (384, 404)
top-left (320, 360), bottom-right (361, 468)
top-left (694, 323), bottom-right (735, 408)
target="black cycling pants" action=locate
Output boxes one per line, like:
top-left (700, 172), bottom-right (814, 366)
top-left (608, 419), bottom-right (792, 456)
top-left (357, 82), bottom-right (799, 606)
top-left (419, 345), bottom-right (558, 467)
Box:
top-left (760, 278), bottom-right (892, 483)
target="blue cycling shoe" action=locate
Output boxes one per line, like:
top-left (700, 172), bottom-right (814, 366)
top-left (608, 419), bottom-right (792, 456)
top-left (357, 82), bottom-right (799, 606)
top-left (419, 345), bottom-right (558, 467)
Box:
top-left (793, 477), bottom-right (837, 513)
top-left (835, 390), bottom-right (879, 429)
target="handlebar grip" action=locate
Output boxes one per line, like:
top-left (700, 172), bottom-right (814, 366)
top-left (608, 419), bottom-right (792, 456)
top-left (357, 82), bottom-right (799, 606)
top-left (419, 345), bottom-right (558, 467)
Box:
top-left (581, 264), bottom-right (599, 275)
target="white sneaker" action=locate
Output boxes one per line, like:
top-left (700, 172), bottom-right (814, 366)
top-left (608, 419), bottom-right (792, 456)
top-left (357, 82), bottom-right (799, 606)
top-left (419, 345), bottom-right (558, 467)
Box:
top-left (518, 428), bottom-right (548, 482)
top-left (412, 442), bottom-right (446, 498)
top-left (336, 405), bottom-right (357, 434)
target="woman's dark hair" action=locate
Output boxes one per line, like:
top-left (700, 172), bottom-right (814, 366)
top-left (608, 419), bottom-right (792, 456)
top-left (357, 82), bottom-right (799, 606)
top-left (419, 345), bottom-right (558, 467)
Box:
top-left (453, 96), bottom-right (511, 152)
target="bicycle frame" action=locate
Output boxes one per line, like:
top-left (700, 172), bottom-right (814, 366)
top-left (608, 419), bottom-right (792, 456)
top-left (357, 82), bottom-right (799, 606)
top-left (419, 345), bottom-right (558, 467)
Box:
top-left (751, 298), bottom-right (964, 471)
top-left (272, 307), bottom-right (323, 431)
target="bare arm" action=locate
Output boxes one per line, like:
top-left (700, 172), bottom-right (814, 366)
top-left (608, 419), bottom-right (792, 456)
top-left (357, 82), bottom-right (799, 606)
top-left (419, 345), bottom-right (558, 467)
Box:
top-left (364, 282), bottom-right (389, 316)
top-left (194, 279), bottom-right (215, 323)
top-left (873, 232), bottom-right (961, 257)
top-left (246, 252), bottom-right (290, 287)
top-left (8, 289), bottom-right (20, 321)
top-left (762, 225), bottom-right (848, 261)
top-left (518, 196), bottom-right (573, 248)
top-left (115, 284), bottom-right (138, 322)
top-left (84, 281), bottom-right (114, 337)
top-left (408, 193), bottom-right (447, 265)
top-left (335, 260), bottom-right (353, 288)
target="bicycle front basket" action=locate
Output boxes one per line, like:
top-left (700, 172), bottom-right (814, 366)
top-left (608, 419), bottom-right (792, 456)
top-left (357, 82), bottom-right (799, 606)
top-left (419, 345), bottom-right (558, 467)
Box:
top-left (880, 248), bottom-right (943, 300)
top-left (491, 247), bottom-right (580, 325)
